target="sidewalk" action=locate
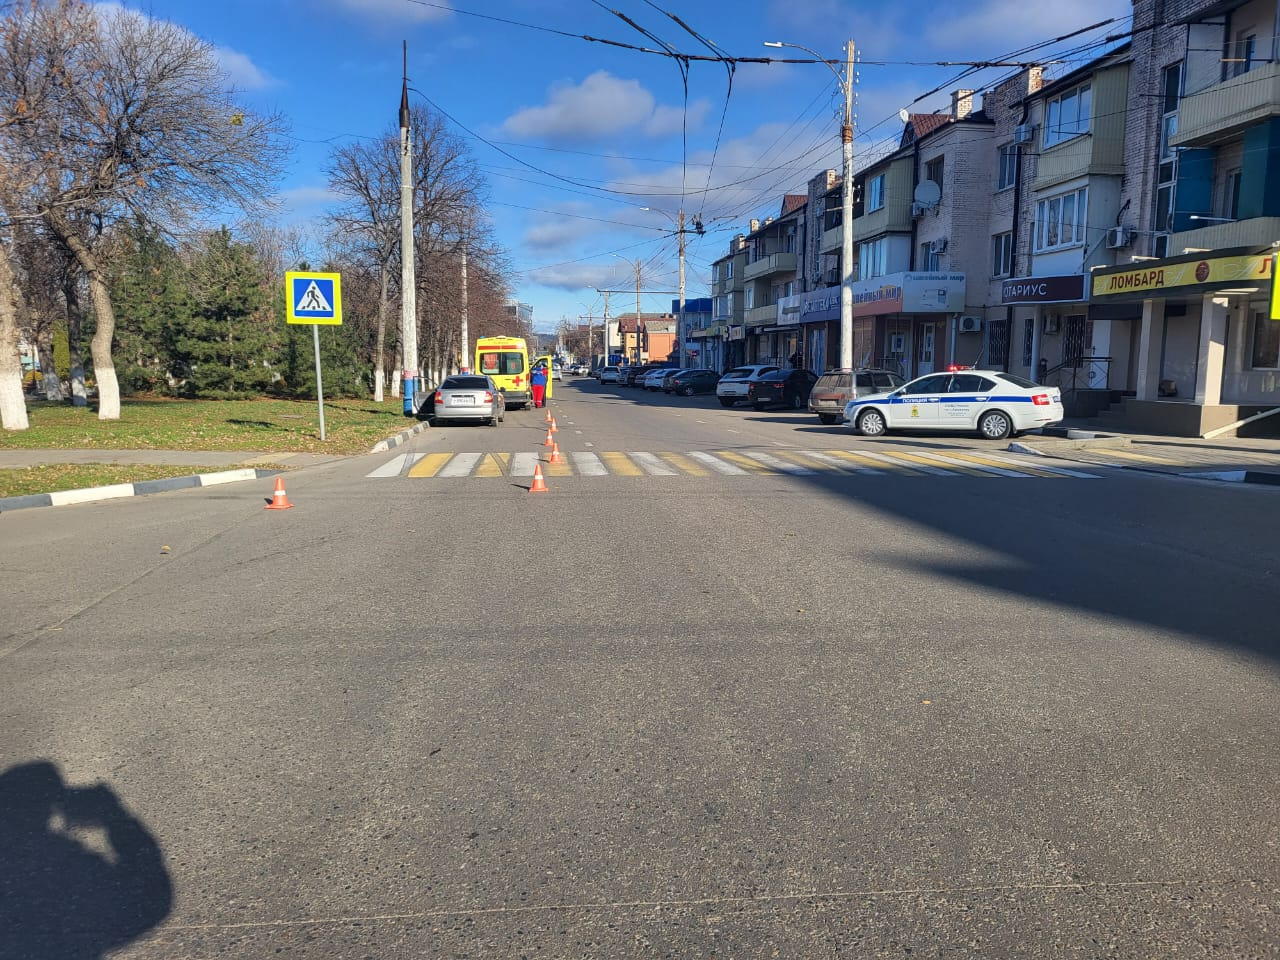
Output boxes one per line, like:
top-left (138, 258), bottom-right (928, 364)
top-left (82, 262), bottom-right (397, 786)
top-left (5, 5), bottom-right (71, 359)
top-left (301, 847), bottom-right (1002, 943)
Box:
top-left (1010, 421), bottom-right (1280, 485)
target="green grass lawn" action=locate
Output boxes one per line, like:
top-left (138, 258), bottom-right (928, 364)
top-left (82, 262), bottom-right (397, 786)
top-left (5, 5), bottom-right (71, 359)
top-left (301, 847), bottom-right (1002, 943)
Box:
top-left (0, 396), bottom-right (417, 499)
top-left (1, 396), bottom-right (412, 455)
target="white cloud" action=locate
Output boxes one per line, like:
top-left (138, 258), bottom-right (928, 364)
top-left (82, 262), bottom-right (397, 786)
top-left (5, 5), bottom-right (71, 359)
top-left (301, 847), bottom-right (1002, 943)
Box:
top-left (502, 71), bottom-right (703, 143)
top-left (523, 262), bottom-right (630, 292)
top-left (276, 185), bottom-right (343, 213)
top-left (214, 46), bottom-right (274, 90)
top-left (923, 0), bottom-right (1118, 51)
top-left (332, 0), bottom-right (452, 23)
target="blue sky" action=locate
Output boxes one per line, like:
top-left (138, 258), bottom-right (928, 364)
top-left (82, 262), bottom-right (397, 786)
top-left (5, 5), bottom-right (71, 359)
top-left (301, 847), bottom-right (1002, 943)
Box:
top-left (133, 0), bottom-right (1126, 332)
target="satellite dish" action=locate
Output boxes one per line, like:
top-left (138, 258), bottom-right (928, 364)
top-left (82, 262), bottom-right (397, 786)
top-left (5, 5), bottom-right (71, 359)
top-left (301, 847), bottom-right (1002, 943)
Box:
top-left (913, 180), bottom-right (941, 208)
top-left (898, 108), bottom-right (910, 124)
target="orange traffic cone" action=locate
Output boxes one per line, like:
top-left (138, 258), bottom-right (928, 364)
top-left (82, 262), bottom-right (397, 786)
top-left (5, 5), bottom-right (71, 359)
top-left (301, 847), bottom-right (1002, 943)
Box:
top-left (530, 463), bottom-right (549, 493)
top-left (544, 428), bottom-right (554, 446)
top-left (549, 417), bottom-right (558, 433)
top-left (549, 441), bottom-right (563, 463)
top-left (544, 407), bottom-right (552, 422)
top-left (265, 476), bottom-right (294, 510)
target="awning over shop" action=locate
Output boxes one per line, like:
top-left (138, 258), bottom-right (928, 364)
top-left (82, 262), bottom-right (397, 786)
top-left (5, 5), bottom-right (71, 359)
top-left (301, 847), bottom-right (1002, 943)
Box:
top-left (1090, 246), bottom-right (1273, 302)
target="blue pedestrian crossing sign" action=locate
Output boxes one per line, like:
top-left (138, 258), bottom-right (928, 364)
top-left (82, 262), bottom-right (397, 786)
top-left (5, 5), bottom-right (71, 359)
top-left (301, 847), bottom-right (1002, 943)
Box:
top-left (285, 271), bottom-right (342, 325)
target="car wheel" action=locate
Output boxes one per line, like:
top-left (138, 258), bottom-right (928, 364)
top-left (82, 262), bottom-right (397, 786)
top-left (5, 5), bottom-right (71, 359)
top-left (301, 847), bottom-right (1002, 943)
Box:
top-left (818, 413), bottom-right (837, 425)
top-left (979, 410), bottom-right (1013, 440)
top-left (857, 408), bottom-right (887, 438)
top-left (488, 415), bottom-right (498, 426)
top-left (790, 392), bottom-right (804, 410)
top-left (678, 385), bottom-right (691, 396)
top-left (719, 397), bottom-right (734, 407)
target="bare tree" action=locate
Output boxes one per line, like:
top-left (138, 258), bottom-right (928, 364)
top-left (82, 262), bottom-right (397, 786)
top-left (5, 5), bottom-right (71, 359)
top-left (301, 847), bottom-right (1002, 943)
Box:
top-left (0, 0), bottom-right (289, 419)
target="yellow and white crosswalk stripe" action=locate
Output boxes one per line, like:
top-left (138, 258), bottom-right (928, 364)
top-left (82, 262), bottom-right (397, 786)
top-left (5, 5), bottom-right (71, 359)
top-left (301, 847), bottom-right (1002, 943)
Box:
top-left (368, 449), bottom-right (1104, 479)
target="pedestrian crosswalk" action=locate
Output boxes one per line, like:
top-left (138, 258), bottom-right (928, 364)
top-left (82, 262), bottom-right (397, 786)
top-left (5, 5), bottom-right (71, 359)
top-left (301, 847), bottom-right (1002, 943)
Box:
top-left (366, 448), bottom-right (1103, 480)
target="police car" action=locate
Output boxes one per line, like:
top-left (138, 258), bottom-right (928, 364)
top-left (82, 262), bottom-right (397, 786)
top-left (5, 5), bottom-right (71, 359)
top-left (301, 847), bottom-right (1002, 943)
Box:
top-left (843, 369), bottom-right (1064, 440)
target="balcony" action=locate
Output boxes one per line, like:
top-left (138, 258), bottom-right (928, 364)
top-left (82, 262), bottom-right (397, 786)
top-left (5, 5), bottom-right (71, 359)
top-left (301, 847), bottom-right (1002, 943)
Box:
top-left (743, 251), bottom-right (797, 282)
top-left (745, 303), bottom-right (779, 327)
top-left (1171, 216), bottom-right (1280, 252)
top-left (821, 224), bottom-right (843, 255)
top-left (1172, 63), bottom-right (1280, 148)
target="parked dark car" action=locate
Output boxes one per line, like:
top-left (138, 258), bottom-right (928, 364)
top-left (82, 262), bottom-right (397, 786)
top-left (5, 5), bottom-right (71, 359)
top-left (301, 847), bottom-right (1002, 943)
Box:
top-left (750, 368), bottom-right (820, 410)
top-left (808, 368), bottom-right (907, 424)
top-left (621, 364), bottom-right (672, 387)
top-left (664, 368), bottom-right (719, 395)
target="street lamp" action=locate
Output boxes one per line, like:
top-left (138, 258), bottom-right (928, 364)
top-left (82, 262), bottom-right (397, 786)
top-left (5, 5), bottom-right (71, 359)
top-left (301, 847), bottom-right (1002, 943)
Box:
top-left (764, 39), bottom-right (856, 370)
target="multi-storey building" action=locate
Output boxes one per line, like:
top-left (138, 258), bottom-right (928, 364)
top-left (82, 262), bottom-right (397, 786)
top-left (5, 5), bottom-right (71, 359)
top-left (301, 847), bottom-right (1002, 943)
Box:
top-left (709, 236), bottom-right (748, 370)
top-left (740, 197), bottom-right (806, 367)
top-left (1087, 0), bottom-right (1279, 435)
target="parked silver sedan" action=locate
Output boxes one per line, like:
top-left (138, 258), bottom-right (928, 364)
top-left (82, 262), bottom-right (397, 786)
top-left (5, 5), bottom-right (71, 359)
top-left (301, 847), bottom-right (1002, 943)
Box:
top-left (425, 374), bottom-right (505, 426)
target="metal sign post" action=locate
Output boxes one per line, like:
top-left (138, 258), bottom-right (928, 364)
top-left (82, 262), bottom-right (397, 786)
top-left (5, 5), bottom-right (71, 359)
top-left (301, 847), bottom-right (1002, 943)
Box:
top-left (285, 271), bottom-right (343, 442)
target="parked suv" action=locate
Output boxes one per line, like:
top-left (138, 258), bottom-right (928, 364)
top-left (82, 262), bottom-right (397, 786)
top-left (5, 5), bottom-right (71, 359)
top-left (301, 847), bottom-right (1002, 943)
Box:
top-left (715, 365), bottom-right (780, 407)
top-left (808, 368), bottom-right (906, 424)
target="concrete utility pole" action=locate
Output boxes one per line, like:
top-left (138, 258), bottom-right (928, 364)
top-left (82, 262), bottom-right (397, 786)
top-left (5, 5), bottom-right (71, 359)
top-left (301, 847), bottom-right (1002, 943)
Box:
top-left (399, 44), bottom-right (418, 414)
top-left (633, 258), bottom-right (642, 363)
top-left (602, 291), bottom-right (610, 364)
top-left (765, 38), bottom-right (856, 369)
top-left (677, 209), bottom-right (686, 368)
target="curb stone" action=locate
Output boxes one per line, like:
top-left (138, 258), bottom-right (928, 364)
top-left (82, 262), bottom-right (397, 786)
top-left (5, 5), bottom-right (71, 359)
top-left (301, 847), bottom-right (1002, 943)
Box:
top-left (0, 467), bottom-right (280, 514)
top-left (370, 420), bottom-right (428, 454)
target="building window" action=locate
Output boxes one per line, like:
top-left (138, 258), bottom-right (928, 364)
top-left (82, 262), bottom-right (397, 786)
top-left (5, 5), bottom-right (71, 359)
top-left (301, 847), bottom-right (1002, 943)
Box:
top-left (1044, 83), bottom-right (1091, 147)
top-left (726, 260), bottom-right (733, 279)
top-left (991, 232), bottom-right (1013, 277)
top-left (867, 174), bottom-right (885, 212)
top-left (1153, 62), bottom-right (1182, 258)
top-left (1223, 168), bottom-right (1242, 220)
top-left (1225, 31), bottom-right (1256, 79)
top-left (919, 242), bottom-right (940, 271)
top-left (997, 144), bottom-right (1018, 189)
top-left (925, 157), bottom-right (944, 197)
top-left (858, 237), bottom-right (888, 278)
top-left (1251, 311), bottom-right (1280, 368)
top-left (1034, 187), bottom-right (1088, 251)
top-left (744, 286), bottom-right (754, 309)
top-left (1023, 316), bottom-right (1034, 366)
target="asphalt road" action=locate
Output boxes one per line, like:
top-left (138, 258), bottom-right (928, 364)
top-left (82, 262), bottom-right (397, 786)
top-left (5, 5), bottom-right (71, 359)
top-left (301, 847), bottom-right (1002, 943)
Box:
top-left (2, 376), bottom-right (1278, 958)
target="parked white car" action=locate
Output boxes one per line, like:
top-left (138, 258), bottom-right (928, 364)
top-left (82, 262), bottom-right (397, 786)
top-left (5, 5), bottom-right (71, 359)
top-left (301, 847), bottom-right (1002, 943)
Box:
top-left (843, 370), bottom-right (1064, 440)
top-left (598, 365), bottom-right (621, 383)
top-left (715, 365), bottom-right (780, 407)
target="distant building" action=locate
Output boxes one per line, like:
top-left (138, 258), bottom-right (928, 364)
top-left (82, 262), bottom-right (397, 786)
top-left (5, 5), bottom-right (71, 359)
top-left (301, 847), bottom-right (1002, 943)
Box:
top-left (504, 300), bottom-right (533, 333)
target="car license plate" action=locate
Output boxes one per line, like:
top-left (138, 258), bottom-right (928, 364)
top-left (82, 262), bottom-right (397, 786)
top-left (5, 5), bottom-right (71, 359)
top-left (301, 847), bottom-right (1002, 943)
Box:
top-left (450, 396), bottom-right (476, 406)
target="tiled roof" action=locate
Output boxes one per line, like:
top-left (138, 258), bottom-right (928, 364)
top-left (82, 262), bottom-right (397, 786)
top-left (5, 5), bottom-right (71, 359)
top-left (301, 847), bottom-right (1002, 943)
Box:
top-left (781, 194), bottom-right (807, 216)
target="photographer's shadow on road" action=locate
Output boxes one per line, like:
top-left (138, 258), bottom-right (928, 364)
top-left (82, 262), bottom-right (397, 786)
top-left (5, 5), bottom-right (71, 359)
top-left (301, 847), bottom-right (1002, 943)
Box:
top-left (0, 761), bottom-right (172, 960)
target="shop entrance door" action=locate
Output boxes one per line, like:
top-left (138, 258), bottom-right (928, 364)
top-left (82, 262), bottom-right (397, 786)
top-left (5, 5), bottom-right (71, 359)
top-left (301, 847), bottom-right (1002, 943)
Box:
top-left (918, 323), bottom-right (936, 375)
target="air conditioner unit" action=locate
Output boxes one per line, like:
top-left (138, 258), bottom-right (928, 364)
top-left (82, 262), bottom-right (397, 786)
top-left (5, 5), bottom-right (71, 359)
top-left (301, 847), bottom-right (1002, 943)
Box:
top-left (929, 238), bottom-right (949, 254)
top-left (1013, 123), bottom-right (1036, 144)
top-left (958, 315), bottom-right (983, 333)
top-left (1106, 226), bottom-right (1135, 249)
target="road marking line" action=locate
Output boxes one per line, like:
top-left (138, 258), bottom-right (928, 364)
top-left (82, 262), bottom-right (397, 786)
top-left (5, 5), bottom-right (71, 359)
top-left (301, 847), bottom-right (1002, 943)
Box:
top-left (688, 451), bottom-right (749, 475)
top-left (511, 452), bottom-right (538, 476)
top-left (835, 450), bottom-right (935, 475)
top-left (366, 454), bottom-right (410, 478)
top-left (795, 450), bottom-right (886, 474)
top-left (1091, 447), bottom-right (1172, 463)
top-left (438, 452), bottom-right (482, 478)
top-left (572, 452), bottom-right (608, 476)
top-left (631, 452), bottom-right (679, 476)
top-left (879, 449), bottom-right (988, 476)
top-left (658, 452), bottom-right (710, 476)
top-left (545, 454), bottom-right (573, 477)
top-left (474, 454), bottom-right (507, 478)
top-left (905, 450), bottom-right (1035, 478)
top-left (407, 452), bottom-right (453, 477)
top-left (713, 450), bottom-right (772, 474)
top-left (601, 452), bottom-right (644, 476)
top-left (966, 450), bottom-right (1103, 479)
top-left (742, 450), bottom-right (817, 475)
